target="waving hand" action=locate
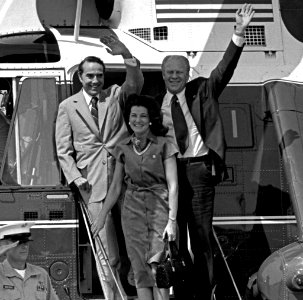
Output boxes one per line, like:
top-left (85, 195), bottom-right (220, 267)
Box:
top-left (235, 3), bottom-right (255, 35)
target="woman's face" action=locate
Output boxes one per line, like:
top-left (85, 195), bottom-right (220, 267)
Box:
top-left (129, 106), bottom-right (150, 136)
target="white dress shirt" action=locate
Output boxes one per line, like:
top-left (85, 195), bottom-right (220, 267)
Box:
top-left (83, 89), bottom-right (99, 111)
top-left (162, 89), bottom-right (209, 158)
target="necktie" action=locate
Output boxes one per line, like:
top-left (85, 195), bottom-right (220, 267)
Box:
top-left (91, 96), bottom-right (99, 127)
top-left (171, 95), bottom-right (188, 154)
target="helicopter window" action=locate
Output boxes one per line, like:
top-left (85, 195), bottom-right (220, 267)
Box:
top-left (154, 26), bottom-right (168, 41)
top-left (24, 211), bottom-right (39, 220)
top-left (0, 78), bottom-right (13, 119)
top-left (0, 78), bottom-right (13, 182)
top-left (0, 78), bottom-right (61, 186)
top-left (239, 25), bottom-right (266, 47)
top-left (0, 28), bottom-right (60, 63)
top-left (220, 103), bottom-right (254, 148)
top-left (49, 210), bottom-right (64, 220)
top-left (129, 28), bottom-right (151, 42)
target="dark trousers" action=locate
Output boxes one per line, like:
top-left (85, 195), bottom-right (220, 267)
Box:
top-left (174, 156), bottom-right (215, 300)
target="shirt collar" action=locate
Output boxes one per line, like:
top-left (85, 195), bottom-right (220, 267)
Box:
top-left (1, 259), bottom-right (41, 278)
top-left (165, 88), bottom-right (186, 105)
top-left (82, 89), bottom-right (99, 106)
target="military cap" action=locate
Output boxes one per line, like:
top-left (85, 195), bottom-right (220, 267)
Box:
top-left (0, 222), bottom-right (35, 243)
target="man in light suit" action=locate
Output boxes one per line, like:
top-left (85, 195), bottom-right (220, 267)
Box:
top-left (155, 4), bottom-right (254, 300)
top-left (55, 33), bottom-right (144, 300)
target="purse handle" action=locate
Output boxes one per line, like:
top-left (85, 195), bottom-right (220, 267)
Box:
top-left (163, 236), bottom-right (186, 272)
top-left (163, 234), bottom-right (179, 259)
top-left (168, 240), bottom-right (180, 259)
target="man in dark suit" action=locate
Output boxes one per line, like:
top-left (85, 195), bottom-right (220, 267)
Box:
top-left (156, 4), bottom-right (254, 299)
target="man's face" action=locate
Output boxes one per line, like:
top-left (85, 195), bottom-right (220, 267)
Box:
top-left (162, 57), bottom-right (190, 94)
top-left (6, 241), bottom-right (29, 266)
top-left (79, 61), bottom-right (105, 96)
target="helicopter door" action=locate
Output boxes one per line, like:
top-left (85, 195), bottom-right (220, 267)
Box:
top-left (0, 75), bottom-right (67, 186)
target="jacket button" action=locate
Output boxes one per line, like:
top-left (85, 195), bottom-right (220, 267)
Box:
top-left (102, 160), bottom-right (106, 165)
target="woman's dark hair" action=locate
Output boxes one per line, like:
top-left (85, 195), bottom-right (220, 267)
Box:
top-left (124, 94), bottom-right (168, 137)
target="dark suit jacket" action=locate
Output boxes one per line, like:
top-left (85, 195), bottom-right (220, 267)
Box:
top-left (156, 40), bottom-right (243, 183)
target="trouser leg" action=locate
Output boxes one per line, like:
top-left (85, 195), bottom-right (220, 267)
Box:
top-left (186, 160), bottom-right (215, 300)
top-left (173, 162), bottom-right (195, 300)
top-left (88, 202), bottom-right (127, 300)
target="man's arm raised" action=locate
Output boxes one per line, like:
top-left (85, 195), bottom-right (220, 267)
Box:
top-left (101, 33), bottom-right (144, 96)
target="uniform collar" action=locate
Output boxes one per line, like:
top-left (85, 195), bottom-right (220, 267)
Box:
top-left (2, 259), bottom-right (40, 279)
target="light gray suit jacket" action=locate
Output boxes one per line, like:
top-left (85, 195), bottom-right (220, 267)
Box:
top-left (56, 62), bottom-right (143, 204)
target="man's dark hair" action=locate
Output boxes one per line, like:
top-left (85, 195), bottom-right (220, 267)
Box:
top-left (125, 94), bottom-right (168, 137)
top-left (78, 56), bottom-right (106, 75)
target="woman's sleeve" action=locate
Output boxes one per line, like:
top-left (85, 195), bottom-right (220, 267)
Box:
top-left (163, 139), bottom-right (179, 160)
top-left (112, 144), bottom-right (125, 163)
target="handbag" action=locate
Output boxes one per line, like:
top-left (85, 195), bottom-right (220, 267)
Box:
top-left (156, 239), bottom-right (189, 289)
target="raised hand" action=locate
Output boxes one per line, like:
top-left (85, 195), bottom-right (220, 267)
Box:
top-left (100, 34), bottom-right (132, 59)
top-left (235, 3), bottom-right (255, 35)
top-left (0, 241), bottom-right (19, 255)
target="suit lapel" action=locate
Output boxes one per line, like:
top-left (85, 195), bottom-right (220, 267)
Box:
top-left (74, 92), bottom-right (100, 138)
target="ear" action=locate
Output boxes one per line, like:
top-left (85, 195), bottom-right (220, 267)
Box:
top-left (78, 72), bottom-right (84, 84)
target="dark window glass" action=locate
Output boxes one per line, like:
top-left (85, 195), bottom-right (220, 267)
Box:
top-left (153, 26), bottom-right (168, 41)
top-left (0, 28), bottom-right (60, 63)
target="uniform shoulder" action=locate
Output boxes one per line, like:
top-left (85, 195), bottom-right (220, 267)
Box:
top-left (27, 262), bottom-right (49, 275)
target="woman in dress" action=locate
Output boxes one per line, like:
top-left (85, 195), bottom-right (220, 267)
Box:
top-left (92, 94), bottom-right (178, 300)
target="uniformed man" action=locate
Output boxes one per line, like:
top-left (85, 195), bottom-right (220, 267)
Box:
top-left (0, 222), bottom-right (59, 300)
